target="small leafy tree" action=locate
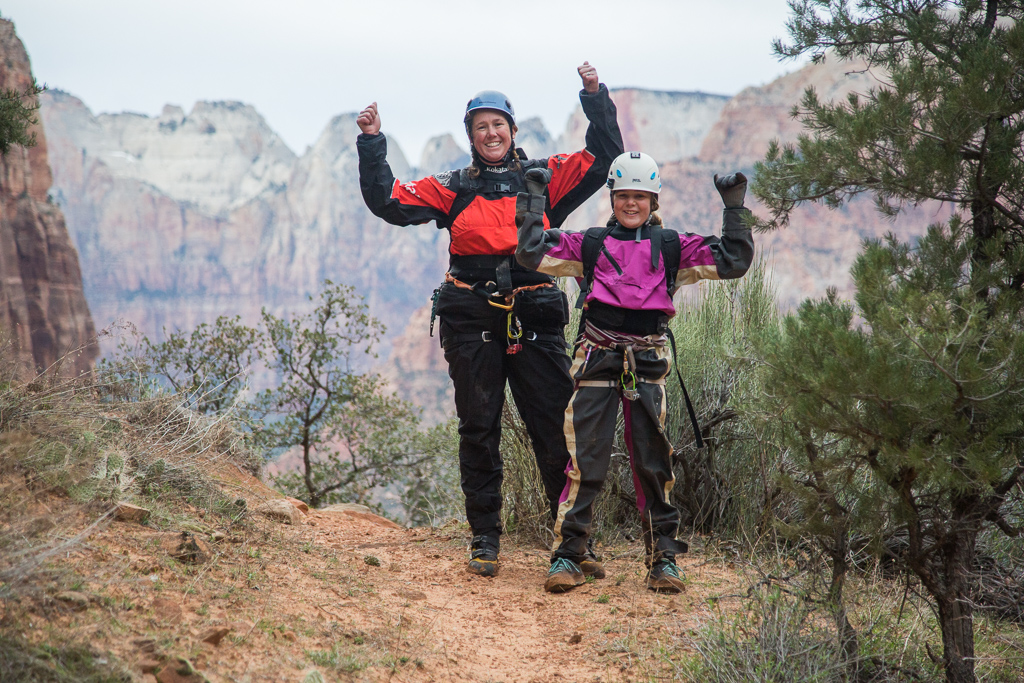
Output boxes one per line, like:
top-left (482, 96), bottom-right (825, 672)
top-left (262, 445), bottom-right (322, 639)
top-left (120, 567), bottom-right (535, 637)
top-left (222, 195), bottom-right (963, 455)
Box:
top-left (752, 3), bottom-right (1024, 682)
top-left (102, 281), bottom-right (452, 517)
top-left (130, 316), bottom-right (263, 415)
top-left (0, 79), bottom-right (45, 156)
top-left (256, 281), bottom-right (442, 510)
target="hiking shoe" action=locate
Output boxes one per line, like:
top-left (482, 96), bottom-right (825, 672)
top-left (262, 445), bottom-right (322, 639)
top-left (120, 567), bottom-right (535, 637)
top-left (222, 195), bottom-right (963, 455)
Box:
top-left (467, 535), bottom-right (499, 577)
top-left (647, 559), bottom-right (686, 593)
top-left (544, 557), bottom-right (585, 593)
top-left (579, 556), bottom-right (606, 579)
top-left (580, 538), bottom-right (606, 579)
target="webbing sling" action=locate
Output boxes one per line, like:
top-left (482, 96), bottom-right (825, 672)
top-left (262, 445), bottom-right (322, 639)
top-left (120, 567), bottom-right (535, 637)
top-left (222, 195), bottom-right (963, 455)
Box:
top-left (666, 329), bottom-right (704, 449)
top-left (441, 330), bottom-right (566, 351)
top-left (575, 225), bottom-right (617, 309)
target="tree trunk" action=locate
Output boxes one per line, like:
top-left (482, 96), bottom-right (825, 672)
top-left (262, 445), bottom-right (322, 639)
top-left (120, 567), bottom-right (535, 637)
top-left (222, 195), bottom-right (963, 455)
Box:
top-left (828, 536), bottom-right (861, 681)
top-left (936, 591), bottom-right (976, 683)
top-left (934, 514), bottom-right (979, 683)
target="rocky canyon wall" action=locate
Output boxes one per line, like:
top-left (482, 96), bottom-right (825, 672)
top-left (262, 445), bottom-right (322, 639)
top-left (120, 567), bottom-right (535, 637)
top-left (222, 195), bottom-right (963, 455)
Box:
top-left (0, 19), bottom-right (95, 376)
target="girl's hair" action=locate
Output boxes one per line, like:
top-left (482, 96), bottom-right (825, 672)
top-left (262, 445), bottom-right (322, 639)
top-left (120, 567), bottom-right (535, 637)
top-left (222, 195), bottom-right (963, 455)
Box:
top-left (607, 194), bottom-right (662, 226)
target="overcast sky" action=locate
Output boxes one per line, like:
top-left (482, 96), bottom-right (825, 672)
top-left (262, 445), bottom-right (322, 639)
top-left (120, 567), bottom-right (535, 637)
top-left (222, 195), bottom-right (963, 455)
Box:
top-left (4, 0), bottom-right (810, 159)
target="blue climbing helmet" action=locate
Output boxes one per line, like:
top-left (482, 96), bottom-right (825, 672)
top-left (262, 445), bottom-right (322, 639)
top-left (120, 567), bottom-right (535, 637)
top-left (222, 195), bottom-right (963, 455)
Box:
top-left (464, 90), bottom-right (516, 132)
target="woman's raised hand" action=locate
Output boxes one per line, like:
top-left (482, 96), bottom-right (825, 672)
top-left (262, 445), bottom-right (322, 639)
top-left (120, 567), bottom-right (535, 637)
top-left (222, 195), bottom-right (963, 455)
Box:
top-left (578, 61), bottom-right (599, 94)
top-left (356, 102), bottom-right (381, 135)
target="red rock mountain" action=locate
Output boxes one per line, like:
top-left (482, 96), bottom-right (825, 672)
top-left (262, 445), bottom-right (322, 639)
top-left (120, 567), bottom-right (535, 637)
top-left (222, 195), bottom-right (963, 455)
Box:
top-left (0, 19), bottom-right (95, 376)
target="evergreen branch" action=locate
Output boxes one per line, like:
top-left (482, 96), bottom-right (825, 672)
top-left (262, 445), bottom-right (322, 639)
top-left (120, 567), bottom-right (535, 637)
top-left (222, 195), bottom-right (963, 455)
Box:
top-left (992, 463), bottom-right (1024, 497)
top-left (896, 317), bottom-right (965, 401)
top-left (985, 510), bottom-right (1023, 537)
top-left (989, 196), bottom-right (1024, 231)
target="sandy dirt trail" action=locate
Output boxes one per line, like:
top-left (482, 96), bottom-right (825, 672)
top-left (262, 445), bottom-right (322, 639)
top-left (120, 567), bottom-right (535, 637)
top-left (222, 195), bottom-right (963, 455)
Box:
top-left (19, 466), bottom-right (747, 683)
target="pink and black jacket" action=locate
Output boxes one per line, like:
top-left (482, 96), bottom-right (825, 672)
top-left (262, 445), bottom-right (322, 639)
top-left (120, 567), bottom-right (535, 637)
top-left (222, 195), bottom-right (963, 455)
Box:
top-left (516, 198), bottom-right (754, 331)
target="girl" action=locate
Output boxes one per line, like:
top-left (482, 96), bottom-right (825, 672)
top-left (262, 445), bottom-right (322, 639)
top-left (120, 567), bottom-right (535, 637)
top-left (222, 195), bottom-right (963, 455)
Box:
top-left (515, 152), bottom-right (753, 592)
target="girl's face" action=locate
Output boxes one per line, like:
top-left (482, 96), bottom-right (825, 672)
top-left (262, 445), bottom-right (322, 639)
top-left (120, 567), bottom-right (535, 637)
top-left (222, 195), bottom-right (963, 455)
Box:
top-left (471, 111), bottom-right (516, 164)
top-left (613, 190), bottom-right (653, 229)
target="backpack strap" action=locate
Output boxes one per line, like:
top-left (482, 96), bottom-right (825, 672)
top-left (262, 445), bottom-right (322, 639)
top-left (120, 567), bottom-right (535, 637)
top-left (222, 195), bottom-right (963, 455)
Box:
top-left (571, 225), bottom-right (615, 351)
top-left (436, 168), bottom-right (476, 231)
top-left (666, 328), bottom-right (704, 449)
top-left (575, 225), bottom-right (617, 309)
top-left (648, 224), bottom-right (665, 277)
top-left (660, 228), bottom-right (680, 296)
top-left (437, 156), bottom-right (546, 231)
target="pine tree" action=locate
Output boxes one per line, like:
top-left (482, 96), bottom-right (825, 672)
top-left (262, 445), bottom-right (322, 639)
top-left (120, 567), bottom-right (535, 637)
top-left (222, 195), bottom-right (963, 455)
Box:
top-left (0, 80), bottom-right (44, 156)
top-left (752, 3), bottom-right (1024, 682)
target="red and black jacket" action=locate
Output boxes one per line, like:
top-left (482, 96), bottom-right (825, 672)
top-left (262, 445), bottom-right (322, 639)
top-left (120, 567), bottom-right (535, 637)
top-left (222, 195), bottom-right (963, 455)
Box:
top-left (357, 85), bottom-right (623, 285)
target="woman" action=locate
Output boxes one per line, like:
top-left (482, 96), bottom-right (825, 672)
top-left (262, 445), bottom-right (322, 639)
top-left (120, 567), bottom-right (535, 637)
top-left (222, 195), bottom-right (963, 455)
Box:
top-left (356, 62), bottom-right (623, 577)
top-left (515, 152), bottom-right (754, 593)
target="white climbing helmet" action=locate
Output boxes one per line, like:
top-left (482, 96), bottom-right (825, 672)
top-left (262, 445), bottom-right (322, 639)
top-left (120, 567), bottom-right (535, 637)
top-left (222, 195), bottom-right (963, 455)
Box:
top-left (606, 152), bottom-right (661, 194)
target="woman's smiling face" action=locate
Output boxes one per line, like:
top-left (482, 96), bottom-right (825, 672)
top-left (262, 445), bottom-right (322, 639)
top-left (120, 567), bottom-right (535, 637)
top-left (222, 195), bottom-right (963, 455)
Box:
top-left (613, 190), bottom-right (653, 229)
top-left (470, 111), bottom-right (515, 164)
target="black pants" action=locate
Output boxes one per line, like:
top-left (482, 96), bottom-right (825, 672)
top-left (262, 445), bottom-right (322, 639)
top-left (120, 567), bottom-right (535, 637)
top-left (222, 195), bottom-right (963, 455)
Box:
top-left (437, 283), bottom-right (573, 539)
top-left (552, 340), bottom-right (687, 564)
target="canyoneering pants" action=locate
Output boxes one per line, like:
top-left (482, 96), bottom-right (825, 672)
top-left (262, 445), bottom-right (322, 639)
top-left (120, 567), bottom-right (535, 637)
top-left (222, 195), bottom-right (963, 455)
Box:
top-left (552, 337), bottom-right (687, 565)
top-left (437, 283), bottom-right (573, 540)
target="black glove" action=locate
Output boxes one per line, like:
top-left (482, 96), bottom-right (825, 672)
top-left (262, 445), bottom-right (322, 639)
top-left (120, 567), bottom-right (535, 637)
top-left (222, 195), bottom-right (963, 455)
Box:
top-left (525, 167), bottom-right (552, 196)
top-left (714, 172), bottom-right (747, 208)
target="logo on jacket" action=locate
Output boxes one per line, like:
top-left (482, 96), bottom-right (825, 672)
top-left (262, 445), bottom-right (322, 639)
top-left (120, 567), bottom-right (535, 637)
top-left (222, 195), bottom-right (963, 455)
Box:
top-left (433, 170), bottom-right (453, 187)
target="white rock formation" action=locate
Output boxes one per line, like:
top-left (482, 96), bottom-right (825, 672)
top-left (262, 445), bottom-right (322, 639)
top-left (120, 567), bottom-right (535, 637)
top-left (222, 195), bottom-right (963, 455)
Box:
top-left (417, 134), bottom-right (470, 177)
top-left (66, 98), bottom-right (297, 217)
top-left (558, 89), bottom-right (729, 163)
top-left (515, 117), bottom-right (557, 160)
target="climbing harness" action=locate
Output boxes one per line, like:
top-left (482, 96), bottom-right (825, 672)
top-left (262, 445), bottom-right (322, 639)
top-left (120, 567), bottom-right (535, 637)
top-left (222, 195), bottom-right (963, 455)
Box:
top-left (575, 320), bottom-right (704, 449)
top-left (430, 272), bottom-right (558, 355)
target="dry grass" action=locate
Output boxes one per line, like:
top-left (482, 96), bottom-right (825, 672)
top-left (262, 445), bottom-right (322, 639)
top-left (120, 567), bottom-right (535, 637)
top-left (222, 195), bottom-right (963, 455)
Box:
top-left (0, 345), bottom-right (264, 680)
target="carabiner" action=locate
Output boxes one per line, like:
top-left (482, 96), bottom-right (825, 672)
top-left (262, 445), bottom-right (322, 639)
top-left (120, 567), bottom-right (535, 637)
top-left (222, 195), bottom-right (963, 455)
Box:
top-left (621, 369), bottom-right (639, 401)
top-left (506, 311), bottom-right (523, 355)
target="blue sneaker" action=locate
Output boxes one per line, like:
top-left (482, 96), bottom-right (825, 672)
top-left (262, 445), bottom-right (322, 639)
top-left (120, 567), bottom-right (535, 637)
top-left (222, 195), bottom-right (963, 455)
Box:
top-left (544, 557), bottom-right (584, 593)
top-left (647, 559), bottom-right (685, 593)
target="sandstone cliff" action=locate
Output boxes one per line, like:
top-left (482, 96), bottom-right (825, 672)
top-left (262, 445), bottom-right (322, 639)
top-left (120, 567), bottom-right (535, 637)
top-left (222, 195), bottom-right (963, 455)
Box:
top-left (698, 57), bottom-right (875, 168)
top-left (559, 88), bottom-right (730, 163)
top-left (42, 93), bottom-right (448, 360)
top-left (0, 19), bottom-right (95, 376)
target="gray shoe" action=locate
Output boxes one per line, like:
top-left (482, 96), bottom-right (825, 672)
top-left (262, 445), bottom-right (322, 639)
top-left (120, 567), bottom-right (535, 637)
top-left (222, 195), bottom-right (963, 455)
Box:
top-left (467, 535), bottom-right (498, 577)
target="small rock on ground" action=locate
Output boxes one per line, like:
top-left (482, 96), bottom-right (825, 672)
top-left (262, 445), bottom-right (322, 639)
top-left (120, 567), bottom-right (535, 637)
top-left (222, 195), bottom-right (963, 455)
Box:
top-left (256, 499), bottom-right (301, 525)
